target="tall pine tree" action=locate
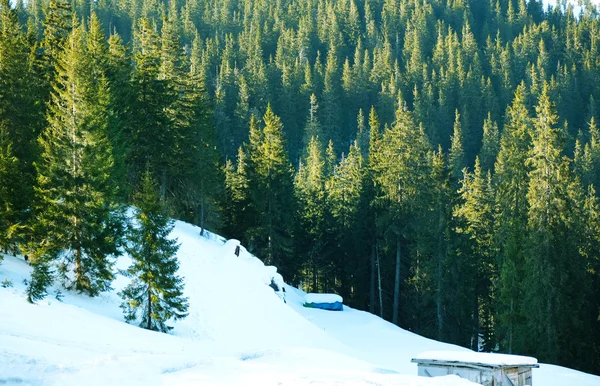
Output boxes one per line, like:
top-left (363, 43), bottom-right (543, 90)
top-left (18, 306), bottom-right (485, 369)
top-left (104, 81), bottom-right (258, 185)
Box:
top-left (31, 23), bottom-right (123, 296)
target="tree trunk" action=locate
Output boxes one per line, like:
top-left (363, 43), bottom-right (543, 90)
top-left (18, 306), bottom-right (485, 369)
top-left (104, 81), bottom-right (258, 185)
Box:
top-left (370, 243), bottom-right (376, 314)
top-left (392, 237), bottom-right (401, 326)
top-left (147, 285), bottom-right (152, 330)
top-left (377, 246), bottom-right (383, 318)
top-left (199, 180), bottom-right (205, 236)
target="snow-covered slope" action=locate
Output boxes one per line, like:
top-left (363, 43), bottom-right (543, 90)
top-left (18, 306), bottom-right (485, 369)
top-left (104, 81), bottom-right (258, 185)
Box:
top-left (0, 220), bottom-right (598, 385)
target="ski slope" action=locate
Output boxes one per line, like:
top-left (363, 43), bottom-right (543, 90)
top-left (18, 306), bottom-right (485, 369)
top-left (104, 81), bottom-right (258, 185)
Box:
top-left (0, 220), bottom-right (598, 385)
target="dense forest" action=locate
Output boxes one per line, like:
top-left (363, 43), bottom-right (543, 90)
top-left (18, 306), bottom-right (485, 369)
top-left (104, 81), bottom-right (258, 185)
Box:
top-left (0, 0), bottom-right (599, 374)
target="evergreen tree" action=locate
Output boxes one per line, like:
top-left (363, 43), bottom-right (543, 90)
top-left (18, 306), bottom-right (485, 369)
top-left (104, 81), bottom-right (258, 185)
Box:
top-left (479, 113), bottom-right (500, 173)
top-left (371, 100), bottom-right (431, 326)
top-left (25, 256), bottom-right (53, 303)
top-left (295, 136), bottom-right (327, 292)
top-left (449, 110), bottom-right (467, 182)
top-left (120, 169), bottom-right (189, 332)
top-left (40, 0), bottom-right (72, 82)
top-left (0, 0), bottom-right (39, 235)
top-left (494, 84), bottom-right (533, 354)
top-left (221, 147), bottom-right (251, 241)
top-left (32, 24), bottom-right (123, 296)
top-left (327, 141), bottom-right (364, 301)
top-left (524, 83), bottom-right (588, 366)
top-left (454, 158), bottom-right (497, 351)
top-left (246, 106), bottom-right (297, 281)
top-left (0, 128), bottom-right (19, 253)
top-left (129, 18), bottom-right (172, 199)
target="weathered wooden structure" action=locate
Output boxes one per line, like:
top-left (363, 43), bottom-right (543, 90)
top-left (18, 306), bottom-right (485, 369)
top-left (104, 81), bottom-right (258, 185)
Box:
top-left (411, 351), bottom-right (539, 386)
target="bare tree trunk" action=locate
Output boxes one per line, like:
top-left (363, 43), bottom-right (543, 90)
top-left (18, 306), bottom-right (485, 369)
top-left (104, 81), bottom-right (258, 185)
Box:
top-left (199, 201), bottom-right (205, 236)
top-left (377, 246), bottom-right (383, 318)
top-left (147, 285), bottom-right (152, 330)
top-left (370, 243), bottom-right (376, 314)
top-left (392, 237), bottom-right (401, 326)
top-left (199, 180), bottom-right (205, 236)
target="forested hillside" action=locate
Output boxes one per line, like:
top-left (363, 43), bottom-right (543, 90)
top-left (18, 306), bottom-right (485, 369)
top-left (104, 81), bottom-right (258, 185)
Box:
top-left (1, 0), bottom-right (599, 374)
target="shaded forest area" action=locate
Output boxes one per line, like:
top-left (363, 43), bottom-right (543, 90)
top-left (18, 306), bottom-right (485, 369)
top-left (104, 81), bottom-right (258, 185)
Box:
top-left (0, 0), bottom-right (599, 374)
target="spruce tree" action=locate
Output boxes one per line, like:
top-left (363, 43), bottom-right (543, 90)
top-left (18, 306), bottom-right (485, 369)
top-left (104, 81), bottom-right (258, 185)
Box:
top-left (524, 83), bottom-right (588, 366)
top-left (40, 0), bottom-right (72, 83)
top-left (327, 141), bottom-right (364, 300)
top-left (32, 24), bottom-right (122, 296)
top-left (0, 0), bottom-right (38, 235)
top-left (222, 147), bottom-right (252, 242)
top-left (479, 113), bottom-right (500, 173)
top-left (449, 110), bottom-right (467, 182)
top-left (454, 157), bottom-right (497, 351)
top-left (494, 84), bottom-right (533, 354)
top-left (129, 18), bottom-right (172, 199)
top-left (295, 136), bottom-right (327, 292)
top-left (371, 100), bottom-right (431, 326)
top-left (246, 106), bottom-right (297, 281)
top-left (120, 169), bottom-right (189, 332)
top-left (0, 128), bottom-right (19, 253)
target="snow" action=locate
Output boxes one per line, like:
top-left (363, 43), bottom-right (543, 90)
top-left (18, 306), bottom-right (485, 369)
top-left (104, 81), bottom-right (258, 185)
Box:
top-left (414, 351), bottom-right (538, 367)
top-left (1, 218), bottom-right (599, 385)
top-left (304, 293), bottom-right (343, 304)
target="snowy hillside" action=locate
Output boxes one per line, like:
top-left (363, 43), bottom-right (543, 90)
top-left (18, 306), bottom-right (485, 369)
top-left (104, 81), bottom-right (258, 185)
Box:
top-left (1, 220), bottom-right (599, 385)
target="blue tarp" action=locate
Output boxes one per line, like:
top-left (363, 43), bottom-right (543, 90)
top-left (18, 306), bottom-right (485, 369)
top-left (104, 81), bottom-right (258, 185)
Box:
top-left (303, 301), bottom-right (343, 311)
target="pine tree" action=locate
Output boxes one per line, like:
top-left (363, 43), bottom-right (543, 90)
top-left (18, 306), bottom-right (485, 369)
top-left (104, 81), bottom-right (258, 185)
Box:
top-left (449, 110), bottom-right (466, 182)
top-left (302, 94), bottom-right (323, 151)
top-left (327, 141), bottom-right (364, 301)
top-left (25, 256), bottom-right (53, 303)
top-left (222, 147), bottom-right (252, 241)
top-left (32, 24), bottom-right (123, 296)
top-left (371, 99), bottom-right (431, 326)
top-left (494, 84), bottom-right (533, 354)
top-left (0, 128), bottom-right (19, 253)
top-left (129, 18), bottom-right (172, 199)
top-left (120, 169), bottom-right (189, 332)
top-left (454, 157), bottom-right (497, 351)
top-left (0, 0), bottom-right (38, 235)
top-left (524, 83), bottom-right (588, 365)
top-left (105, 30), bottom-right (132, 200)
top-left (295, 136), bottom-right (327, 292)
top-left (479, 112), bottom-right (500, 173)
top-left (246, 106), bottom-right (297, 281)
top-left (40, 0), bottom-right (72, 82)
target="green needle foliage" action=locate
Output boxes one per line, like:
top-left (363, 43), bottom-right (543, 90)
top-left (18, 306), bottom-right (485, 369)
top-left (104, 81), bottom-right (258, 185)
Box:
top-left (120, 170), bottom-right (189, 333)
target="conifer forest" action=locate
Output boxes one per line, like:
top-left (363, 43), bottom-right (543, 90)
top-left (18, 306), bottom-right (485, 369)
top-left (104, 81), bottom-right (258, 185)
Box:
top-left (0, 0), bottom-right (600, 374)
